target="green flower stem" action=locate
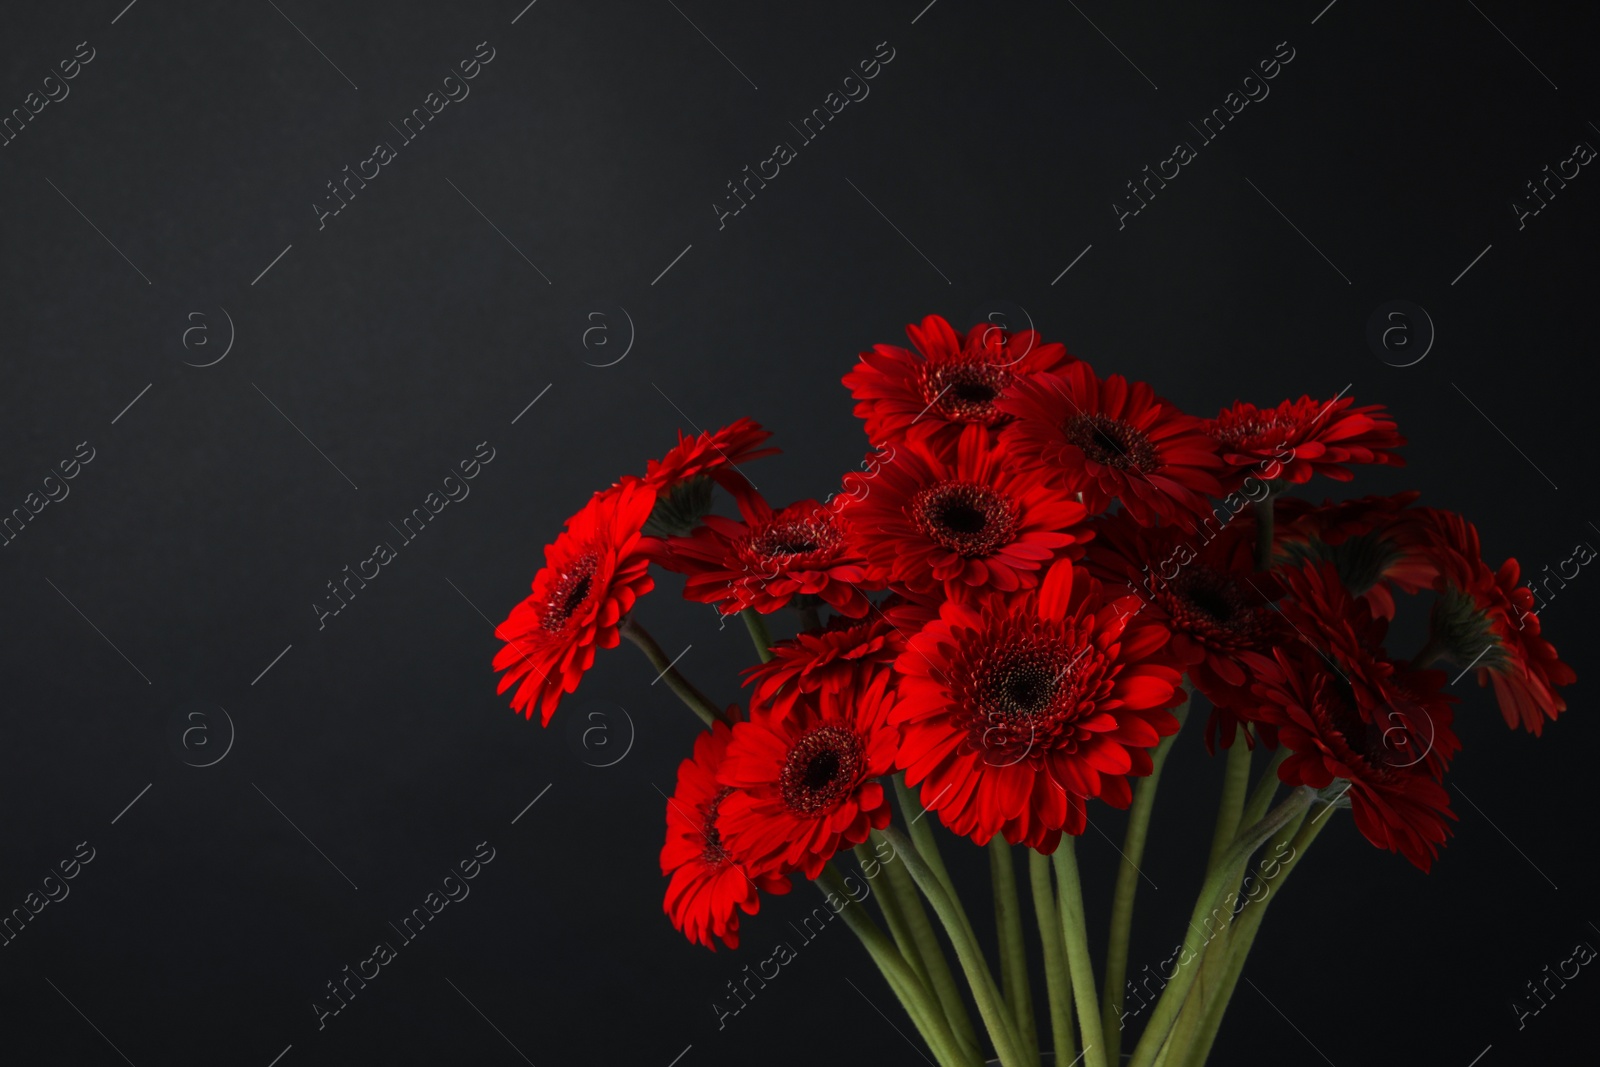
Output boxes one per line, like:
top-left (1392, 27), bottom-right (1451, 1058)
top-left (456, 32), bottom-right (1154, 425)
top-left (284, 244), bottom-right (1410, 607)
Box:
top-left (1183, 740), bottom-right (1291, 1035)
top-left (876, 829), bottom-right (983, 1062)
top-left (1126, 787), bottom-right (1315, 1067)
top-left (740, 608), bottom-right (775, 662)
top-left (1052, 839), bottom-right (1107, 1067)
top-left (1205, 729), bottom-right (1253, 874)
top-left (1171, 735), bottom-right (1267, 1049)
top-left (1238, 746), bottom-right (1289, 831)
top-left (1102, 694), bottom-right (1189, 1062)
top-left (881, 826), bottom-right (1031, 1067)
top-left (619, 617), bottom-right (730, 727)
top-left (989, 838), bottom-right (1039, 1063)
top-left (894, 775), bottom-right (974, 941)
top-left (815, 864), bottom-right (967, 1067)
top-left (1028, 850), bottom-right (1078, 1067)
top-left (1149, 1033), bottom-right (1180, 1067)
top-left (796, 602), bottom-right (823, 633)
top-left (857, 842), bottom-right (931, 992)
top-left (1164, 721), bottom-right (1256, 1047)
top-left (1179, 805), bottom-right (1330, 1067)
top-left (892, 776), bottom-right (986, 1062)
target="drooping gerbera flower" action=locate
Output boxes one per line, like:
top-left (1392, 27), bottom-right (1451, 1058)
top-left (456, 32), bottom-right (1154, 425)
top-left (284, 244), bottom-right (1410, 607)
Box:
top-left (1083, 511), bottom-right (1288, 747)
top-left (838, 426), bottom-right (1088, 598)
top-left (639, 417), bottom-right (779, 536)
top-left (1412, 508), bottom-right (1575, 734)
top-left (1272, 561), bottom-right (1396, 700)
top-left (893, 559), bottom-right (1184, 852)
top-left (1252, 650), bottom-right (1457, 871)
top-left (647, 494), bottom-right (871, 618)
top-left (661, 720), bottom-right (791, 950)
top-left (843, 313), bottom-right (1077, 447)
top-left (716, 670), bottom-right (899, 878)
top-left (1206, 395), bottom-right (1405, 493)
top-left (1268, 562), bottom-right (1460, 775)
top-left (1275, 492), bottom-right (1438, 620)
top-left (742, 604), bottom-right (924, 722)
top-left (642, 416), bottom-right (777, 493)
top-left (493, 479), bottom-right (656, 724)
top-left (998, 363), bottom-right (1223, 527)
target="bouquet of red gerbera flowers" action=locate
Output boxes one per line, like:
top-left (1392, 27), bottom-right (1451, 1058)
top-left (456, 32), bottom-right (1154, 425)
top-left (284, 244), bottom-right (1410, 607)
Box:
top-left (490, 315), bottom-right (1574, 1067)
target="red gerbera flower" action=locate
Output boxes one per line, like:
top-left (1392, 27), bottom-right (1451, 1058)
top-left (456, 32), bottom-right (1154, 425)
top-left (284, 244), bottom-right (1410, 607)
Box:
top-left (642, 416), bottom-right (777, 494)
top-left (1268, 562), bottom-right (1460, 774)
top-left (1273, 561), bottom-right (1395, 700)
top-left (1253, 649), bottom-right (1457, 871)
top-left (635, 418), bottom-right (779, 537)
top-left (1275, 492), bottom-right (1438, 620)
top-left (838, 426), bottom-right (1088, 599)
top-left (493, 479), bottom-right (656, 724)
top-left (843, 313), bottom-right (1077, 446)
top-left (716, 671), bottom-right (899, 878)
top-left (1206, 395), bottom-right (1404, 493)
top-left (893, 559), bottom-right (1184, 852)
top-left (1083, 511), bottom-right (1288, 748)
top-left (1412, 509), bottom-right (1576, 734)
top-left (662, 720), bottom-right (791, 950)
top-left (648, 493), bottom-right (872, 618)
top-left (742, 604), bottom-right (926, 721)
top-left (998, 363), bottom-right (1223, 527)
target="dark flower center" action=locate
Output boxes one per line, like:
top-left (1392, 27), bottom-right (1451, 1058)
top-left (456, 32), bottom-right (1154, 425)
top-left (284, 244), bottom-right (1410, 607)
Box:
top-left (699, 787), bottom-right (733, 867)
top-left (1322, 683), bottom-right (1393, 769)
top-left (803, 751), bottom-right (841, 789)
top-left (738, 513), bottom-right (844, 579)
top-left (1211, 412), bottom-right (1294, 452)
top-left (924, 362), bottom-right (1013, 423)
top-left (1063, 413), bottom-right (1158, 472)
top-left (988, 657), bottom-right (1060, 719)
top-left (1176, 567), bottom-right (1249, 625)
top-left (541, 553), bottom-right (599, 632)
top-left (1186, 584), bottom-right (1236, 622)
top-left (912, 481), bottom-right (1020, 557)
top-left (1155, 565), bottom-right (1283, 650)
top-left (747, 516), bottom-right (837, 560)
top-left (780, 725), bottom-right (864, 815)
top-left (952, 380), bottom-right (999, 403)
top-left (763, 533), bottom-right (819, 555)
top-left (955, 630), bottom-right (1099, 761)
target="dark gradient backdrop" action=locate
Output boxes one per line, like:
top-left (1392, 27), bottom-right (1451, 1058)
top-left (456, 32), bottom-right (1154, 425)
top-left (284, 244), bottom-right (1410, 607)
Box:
top-left (2, 1), bottom-right (1596, 1064)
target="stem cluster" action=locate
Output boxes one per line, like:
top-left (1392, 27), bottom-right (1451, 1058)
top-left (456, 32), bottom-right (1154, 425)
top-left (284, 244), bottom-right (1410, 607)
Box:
top-left (626, 611), bottom-right (1336, 1066)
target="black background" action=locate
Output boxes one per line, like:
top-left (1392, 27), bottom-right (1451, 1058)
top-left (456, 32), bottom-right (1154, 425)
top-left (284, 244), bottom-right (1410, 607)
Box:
top-left (1, 1), bottom-right (1596, 1064)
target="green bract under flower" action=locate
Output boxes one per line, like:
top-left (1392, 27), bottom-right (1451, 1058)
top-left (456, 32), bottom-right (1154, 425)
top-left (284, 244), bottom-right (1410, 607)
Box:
top-left (643, 474), bottom-right (716, 538)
